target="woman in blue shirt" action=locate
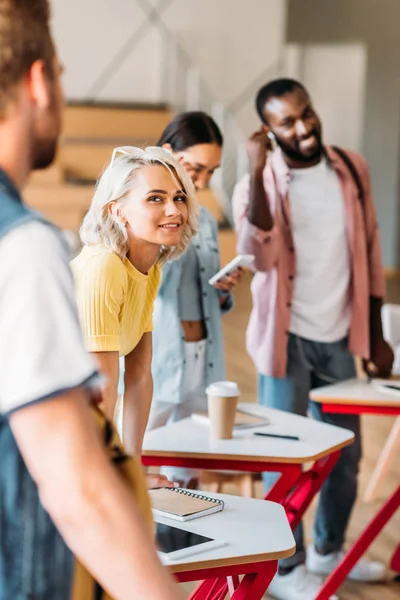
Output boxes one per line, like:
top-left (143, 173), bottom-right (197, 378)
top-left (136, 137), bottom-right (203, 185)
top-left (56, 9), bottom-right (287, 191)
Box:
top-left (148, 112), bottom-right (242, 486)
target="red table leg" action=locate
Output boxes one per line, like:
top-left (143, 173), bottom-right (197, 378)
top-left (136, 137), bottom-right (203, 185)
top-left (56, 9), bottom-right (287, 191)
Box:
top-left (265, 451), bottom-right (341, 531)
top-left (315, 485), bottom-right (400, 600)
top-left (264, 464), bottom-right (302, 504)
top-left (281, 451), bottom-right (341, 531)
top-left (178, 560), bottom-right (278, 600)
top-left (188, 576), bottom-right (227, 600)
top-left (229, 561), bottom-right (277, 600)
top-left (391, 543), bottom-right (400, 573)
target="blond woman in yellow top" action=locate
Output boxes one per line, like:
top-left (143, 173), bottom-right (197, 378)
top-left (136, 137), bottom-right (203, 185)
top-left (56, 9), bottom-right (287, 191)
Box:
top-left (72, 147), bottom-right (198, 459)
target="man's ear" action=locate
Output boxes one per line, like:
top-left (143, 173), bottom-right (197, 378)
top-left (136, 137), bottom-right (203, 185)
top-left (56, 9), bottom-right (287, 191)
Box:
top-left (27, 59), bottom-right (52, 109)
top-left (161, 143), bottom-right (172, 151)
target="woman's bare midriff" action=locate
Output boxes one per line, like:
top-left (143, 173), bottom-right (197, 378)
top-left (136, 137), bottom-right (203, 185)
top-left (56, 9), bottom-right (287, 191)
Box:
top-left (181, 319), bottom-right (207, 342)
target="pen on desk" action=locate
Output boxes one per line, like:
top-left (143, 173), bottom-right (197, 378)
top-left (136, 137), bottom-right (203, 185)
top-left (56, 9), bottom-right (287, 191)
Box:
top-left (254, 432), bottom-right (300, 441)
top-left (380, 383), bottom-right (400, 392)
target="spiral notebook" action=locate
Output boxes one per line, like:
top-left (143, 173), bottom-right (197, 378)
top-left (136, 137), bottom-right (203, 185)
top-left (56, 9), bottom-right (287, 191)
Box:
top-left (150, 488), bottom-right (225, 522)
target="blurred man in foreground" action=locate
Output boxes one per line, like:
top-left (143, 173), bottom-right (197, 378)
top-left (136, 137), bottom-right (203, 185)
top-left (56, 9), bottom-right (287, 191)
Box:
top-left (0, 2), bottom-right (181, 598)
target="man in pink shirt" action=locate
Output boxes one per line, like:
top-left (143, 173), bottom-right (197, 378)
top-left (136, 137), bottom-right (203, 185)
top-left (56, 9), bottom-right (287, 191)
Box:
top-left (233, 78), bottom-right (394, 600)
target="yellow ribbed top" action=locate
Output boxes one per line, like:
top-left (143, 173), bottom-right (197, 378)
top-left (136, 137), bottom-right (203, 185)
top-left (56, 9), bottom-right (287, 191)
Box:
top-left (71, 245), bottom-right (161, 356)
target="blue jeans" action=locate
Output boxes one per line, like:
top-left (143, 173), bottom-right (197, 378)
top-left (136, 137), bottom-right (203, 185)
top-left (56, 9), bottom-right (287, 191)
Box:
top-left (258, 333), bottom-right (361, 569)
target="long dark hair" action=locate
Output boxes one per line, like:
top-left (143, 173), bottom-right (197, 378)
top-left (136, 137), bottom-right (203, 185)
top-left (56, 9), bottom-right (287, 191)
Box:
top-left (157, 111), bottom-right (223, 151)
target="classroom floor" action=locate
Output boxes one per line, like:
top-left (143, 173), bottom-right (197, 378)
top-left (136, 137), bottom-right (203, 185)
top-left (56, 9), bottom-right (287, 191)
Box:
top-left (182, 272), bottom-right (400, 599)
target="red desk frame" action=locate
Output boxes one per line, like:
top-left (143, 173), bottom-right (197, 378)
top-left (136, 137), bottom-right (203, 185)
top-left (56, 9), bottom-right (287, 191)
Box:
top-left (175, 560), bottom-right (278, 600)
top-left (314, 403), bottom-right (400, 600)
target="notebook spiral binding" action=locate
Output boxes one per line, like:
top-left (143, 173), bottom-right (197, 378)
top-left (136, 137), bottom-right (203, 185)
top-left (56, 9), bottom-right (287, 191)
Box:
top-left (166, 487), bottom-right (224, 506)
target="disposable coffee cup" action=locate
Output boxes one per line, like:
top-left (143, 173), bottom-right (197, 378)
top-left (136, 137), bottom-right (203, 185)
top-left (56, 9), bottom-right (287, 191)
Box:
top-left (205, 381), bottom-right (240, 440)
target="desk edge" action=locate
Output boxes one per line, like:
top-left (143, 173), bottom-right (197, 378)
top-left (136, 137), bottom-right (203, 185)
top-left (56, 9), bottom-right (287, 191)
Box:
top-left (143, 438), bottom-right (354, 464)
top-left (167, 544), bottom-right (297, 574)
top-left (310, 393), bottom-right (400, 407)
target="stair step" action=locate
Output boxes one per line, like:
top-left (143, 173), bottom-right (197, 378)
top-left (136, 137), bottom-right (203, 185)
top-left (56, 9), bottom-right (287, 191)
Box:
top-left (25, 185), bottom-right (93, 230)
top-left (28, 163), bottom-right (64, 187)
top-left (62, 105), bottom-right (172, 141)
top-left (59, 143), bottom-right (129, 181)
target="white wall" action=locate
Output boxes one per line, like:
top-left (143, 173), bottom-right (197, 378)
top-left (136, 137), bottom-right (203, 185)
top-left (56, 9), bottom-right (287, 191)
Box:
top-left (284, 43), bottom-right (367, 152)
top-left (51, 0), bottom-right (287, 133)
top-left (161, 0), bottom-right (287, 133)
top-left (287, 0), bottom-right (400, 269)
top-left (52, 0), bottom-right (163, 103)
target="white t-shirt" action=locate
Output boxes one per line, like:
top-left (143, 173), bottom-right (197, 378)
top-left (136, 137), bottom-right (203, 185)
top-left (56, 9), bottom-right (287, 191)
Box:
top-left (289, 158), bottom-right (351, 342)
top-left (0, 221), bottom-right (98, 415)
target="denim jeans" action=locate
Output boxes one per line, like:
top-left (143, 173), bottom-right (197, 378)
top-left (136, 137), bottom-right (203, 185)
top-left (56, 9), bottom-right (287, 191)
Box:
top-left (258, 333), bottom-right (361, 569)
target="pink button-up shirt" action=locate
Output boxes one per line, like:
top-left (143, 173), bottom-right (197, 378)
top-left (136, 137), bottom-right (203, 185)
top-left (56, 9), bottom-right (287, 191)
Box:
top-left (232, 146), bottom-right (386, 378)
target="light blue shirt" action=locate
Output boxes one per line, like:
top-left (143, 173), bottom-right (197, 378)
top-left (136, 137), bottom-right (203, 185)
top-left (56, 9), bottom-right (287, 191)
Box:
top-left (151, 207), bottom-right (233, 404)
top-left (178, 243), bottom-right (204, 321)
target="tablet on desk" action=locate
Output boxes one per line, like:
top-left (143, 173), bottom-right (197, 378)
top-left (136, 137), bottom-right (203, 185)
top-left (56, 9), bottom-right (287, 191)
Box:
top-left (156, 522), bottom-right (226, 562)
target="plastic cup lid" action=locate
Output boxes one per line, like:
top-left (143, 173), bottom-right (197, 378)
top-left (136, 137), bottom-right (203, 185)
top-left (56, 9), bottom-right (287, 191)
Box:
top-left (206, 381), bottom-right (240, 397)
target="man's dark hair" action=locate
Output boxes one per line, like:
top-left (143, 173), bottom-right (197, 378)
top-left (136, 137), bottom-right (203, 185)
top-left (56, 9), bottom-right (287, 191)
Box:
top-left (255, 78), bottom-right (307, 123)
top-left (157, 111), bottom-right (223, 151)
top-left (0, 0), bottom-right (54, 115)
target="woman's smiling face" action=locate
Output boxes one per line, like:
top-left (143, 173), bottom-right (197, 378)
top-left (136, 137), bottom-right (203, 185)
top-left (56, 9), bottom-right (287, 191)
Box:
top-left (117, 164), bottom-right (189, 248)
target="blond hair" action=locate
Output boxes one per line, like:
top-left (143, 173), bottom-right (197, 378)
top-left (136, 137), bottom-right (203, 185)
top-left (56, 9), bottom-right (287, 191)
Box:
top-left (80, 146), bottom-right (199, 264)
top-left (0, 1), bottom-right (54, 115)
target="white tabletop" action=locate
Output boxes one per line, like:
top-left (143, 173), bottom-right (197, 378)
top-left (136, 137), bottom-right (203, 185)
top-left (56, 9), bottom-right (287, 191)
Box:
top-left (310, 378), bottom-right (400, 408)
top-left (143, 403), bottom-right (354, 464)
top-left (156, 492), bottom-right (295, 573)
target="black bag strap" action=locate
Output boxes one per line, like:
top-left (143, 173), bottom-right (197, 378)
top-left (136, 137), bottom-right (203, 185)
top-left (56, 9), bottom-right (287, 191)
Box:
top-left (332, 145), bottom-right (371, 251)
top-left (332, 145), bottom-right (364, 207)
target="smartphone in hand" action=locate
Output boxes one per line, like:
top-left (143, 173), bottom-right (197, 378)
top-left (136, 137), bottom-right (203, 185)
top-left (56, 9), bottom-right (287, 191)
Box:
top-left (208, 254), bottom-right (255, 286)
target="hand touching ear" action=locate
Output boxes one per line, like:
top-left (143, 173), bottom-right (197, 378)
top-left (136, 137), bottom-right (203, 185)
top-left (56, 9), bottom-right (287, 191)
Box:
top-left (247, 125), bottom-right (273, 174)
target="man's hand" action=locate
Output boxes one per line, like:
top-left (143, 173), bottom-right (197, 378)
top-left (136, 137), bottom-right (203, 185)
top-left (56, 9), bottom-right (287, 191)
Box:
top-left (363, 337), bottom-right (394, 379)
top-left (247, 126), bottom-right (272, 175)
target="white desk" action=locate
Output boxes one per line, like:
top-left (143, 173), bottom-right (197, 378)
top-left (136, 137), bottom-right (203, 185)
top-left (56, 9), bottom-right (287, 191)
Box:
top-left (159, 492), bottom-right (294, 573)
top-left (310, 377), bottom-right (400, 409)
top-left (311, 378), bottom-right (400, 501)
top-left (143, 403), bottom-right (354, 465)
top-left (307, 379), bottom-right (400, 599)
top-left (159, 492), bottom-right (294, 599)
top-left (143, 402), bottom-right (354, 570)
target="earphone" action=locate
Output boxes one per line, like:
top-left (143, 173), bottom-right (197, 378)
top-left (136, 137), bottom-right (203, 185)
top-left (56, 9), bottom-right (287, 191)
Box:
top-left (267, 131), bottom-right (276, 141)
